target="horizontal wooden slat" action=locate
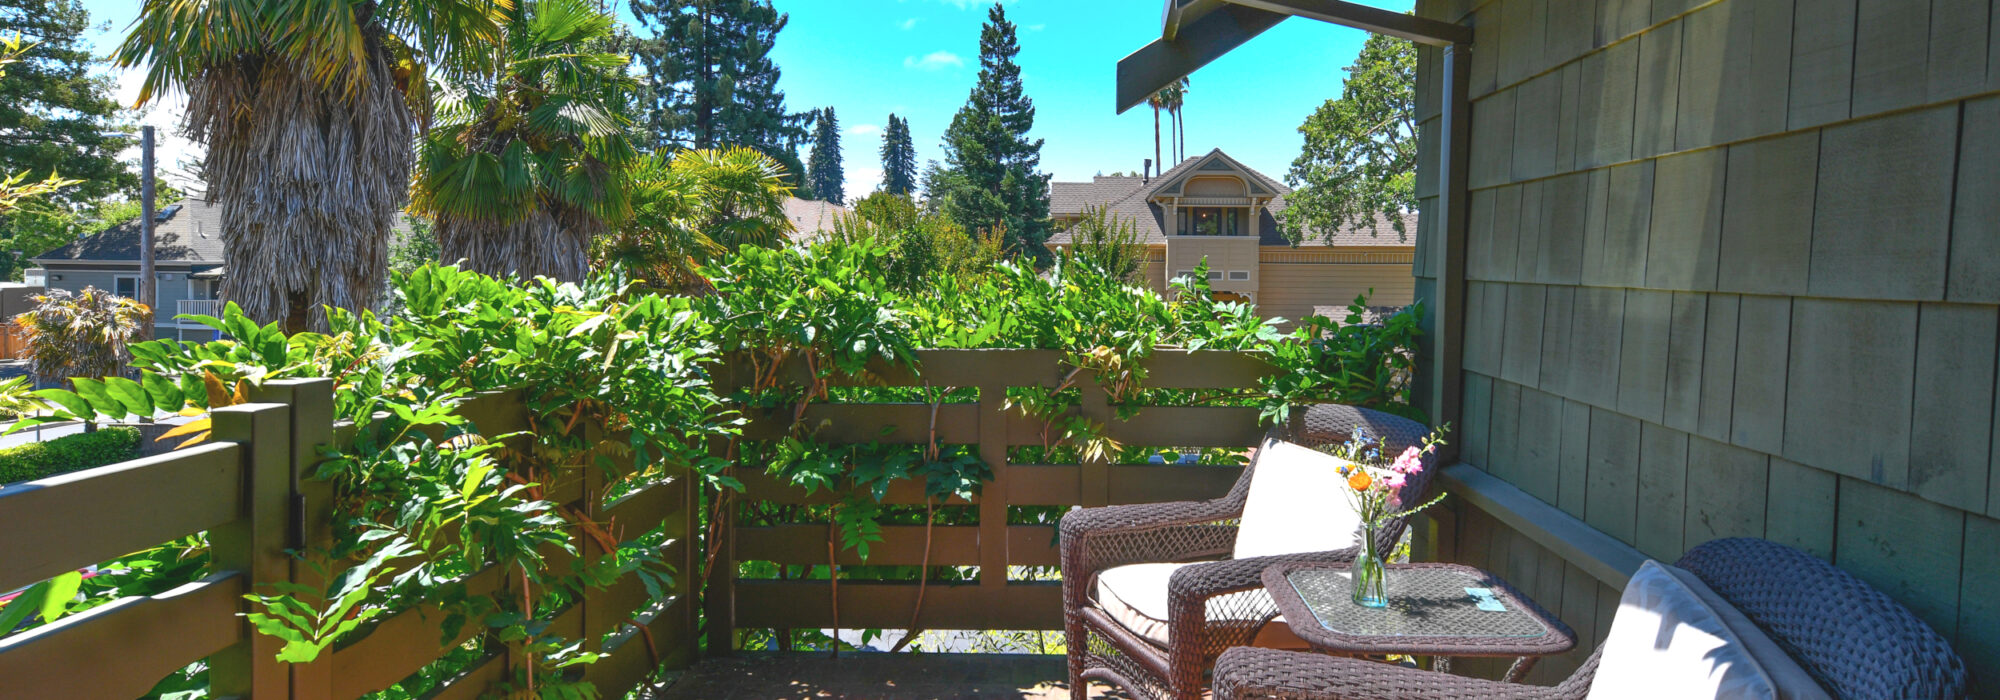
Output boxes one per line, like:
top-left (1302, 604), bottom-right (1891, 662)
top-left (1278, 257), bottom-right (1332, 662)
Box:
top-left (736, 581), bottom-right (1064, 630)
top-left (739, 525), bottom-right (981, 567)
top-left (0, 574), bottom-right (243, 700)
top-left (604, 478), bottom-right (687, 536)
top-left (426, 652), bottom-right (508, 700)
top-left (744, 403), bottom-right (981, 444)
top-left (0, 443), bottom-right (241, 592)
top-left (585, 539), bottom-right (686, 640)
top-left (1108, 465), bottom-right (1244, 504)
top-left (1101, 406), bottom-right (1265, 447)
top-left (739, 471), bottom-right (975, 506)
top-left (454, 389), bottom-right (532, 436)
top-left (585, 595), bottom-right (692, 693)
top-left (1136, 351), bottom-right (1277, 388)
top-left (1007, 525), bottom-right (1061, 567)
top-left (332, 566), bottom-right (505, 699)
top-left (1008, 464), bottom-right (1081, 505)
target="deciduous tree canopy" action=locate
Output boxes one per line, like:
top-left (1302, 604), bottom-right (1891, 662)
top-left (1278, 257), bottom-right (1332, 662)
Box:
top-left (1283, 34), bottom-right (1416, 245)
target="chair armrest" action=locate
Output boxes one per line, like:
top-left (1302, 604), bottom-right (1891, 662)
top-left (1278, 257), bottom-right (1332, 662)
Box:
top-left (1213, 647), bottom-right (1587, 700)
top-left (1060, 499), bottom-right (1244, 598)
top-left (1166, 549), bottom-right (1362, 607)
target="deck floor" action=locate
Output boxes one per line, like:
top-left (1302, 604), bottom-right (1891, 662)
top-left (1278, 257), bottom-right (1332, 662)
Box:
top-left (652, 652), bottom-right (1130, 699)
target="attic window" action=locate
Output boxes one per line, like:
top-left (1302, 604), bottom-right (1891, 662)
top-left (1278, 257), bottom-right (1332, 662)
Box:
top-left (154, 203), bottom-right (183, 221)
top-left (1227, 270), bottom-right (1250, 281)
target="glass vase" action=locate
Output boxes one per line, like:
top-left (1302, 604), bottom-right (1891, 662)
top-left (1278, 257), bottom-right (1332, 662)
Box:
top-left (1351, 526), bottom-right (1388, 608)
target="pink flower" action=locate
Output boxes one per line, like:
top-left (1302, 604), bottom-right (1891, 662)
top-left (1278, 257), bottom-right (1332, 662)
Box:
top-left (1388, 495), bottom-right (1403, 510)
top-left (1383, 471), bottom-right (1407, 490)
top-left (1393, 446), bottom-right (1425, 474)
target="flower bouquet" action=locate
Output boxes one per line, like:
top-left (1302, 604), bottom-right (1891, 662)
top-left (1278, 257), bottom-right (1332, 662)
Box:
top-left (1322, 426), bottom-right (1450, 608)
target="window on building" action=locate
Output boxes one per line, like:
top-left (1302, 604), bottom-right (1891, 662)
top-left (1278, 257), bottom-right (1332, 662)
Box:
top-left (1206, 269), bottom-right (1222, 280)
top-left (1178, 207), bottom-right (1244, 236)
top-left (114, 275), bottom-right (137, 298)
top-left (1227, 270), bottom-right (1250, 281)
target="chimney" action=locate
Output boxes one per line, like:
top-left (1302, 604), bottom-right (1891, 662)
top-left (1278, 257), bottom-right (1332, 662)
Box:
top-left (1143, 158), bottom-right (1153, 183)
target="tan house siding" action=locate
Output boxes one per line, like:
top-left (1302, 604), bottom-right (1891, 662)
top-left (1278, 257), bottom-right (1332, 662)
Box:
top-left (1257, 260), bottom-right (1417, 323)
top-left (1414, 0), bottom-right (2000, 687)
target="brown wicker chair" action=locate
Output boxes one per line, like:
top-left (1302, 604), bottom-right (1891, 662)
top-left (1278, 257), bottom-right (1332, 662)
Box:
top-left (1211, 537), bottom-right (1971, 699)
top-left (1059, 404), bottom-right (1438, 700)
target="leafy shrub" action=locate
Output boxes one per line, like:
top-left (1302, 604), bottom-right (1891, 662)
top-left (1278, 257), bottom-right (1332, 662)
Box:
top-left (0, 426), bottom-right (139, 484)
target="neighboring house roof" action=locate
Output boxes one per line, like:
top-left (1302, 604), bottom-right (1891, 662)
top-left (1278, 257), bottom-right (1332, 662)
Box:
top-left (34, 199), bottom-right (225, 264)
top-left (784, 197), bottom-right (849, 241)
top-left (1045, 149), bottom-right (1418, 248)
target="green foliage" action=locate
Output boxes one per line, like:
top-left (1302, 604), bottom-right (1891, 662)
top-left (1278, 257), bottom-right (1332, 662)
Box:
top-left (932, 3), bottom-right (1051, 256)
top-left (1259, 293), bottom-right (1427, 423)
top-left (0, 426), bottom-right (139, 484)
top-left (1060, 204), bottom-right (1146, 284)
top-left (0, 0), bottom-right (137, 204)
top-left (16, 286), bottom-right (152, 386)
top-left (806, 107), bottom-right (844, 205)
top-left (1283, 33), bottom-right (1417, 244)
top-left (597, 147), bottom-right (798, 292)
top-left (828, 192), bottom-right (1002, 292)
top-left (410, 0), bottom-right (638, 282)
top-left (880, 114), bottom-right (917, 196)
top-left (626, 0), bottom-right (807, 163)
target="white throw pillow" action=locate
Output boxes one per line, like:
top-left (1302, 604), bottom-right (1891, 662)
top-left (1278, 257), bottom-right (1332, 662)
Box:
top-left (1232, 437), bottom-right (1365, 560)
top-left (1587, 560), bottom-right (1832, 700)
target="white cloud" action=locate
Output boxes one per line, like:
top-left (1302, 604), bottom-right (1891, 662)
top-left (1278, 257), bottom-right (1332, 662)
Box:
top-left (848, 124), bottom-right (880, 136)
top-left (903, 51), bottom-right (964, 71)
top-left (844, 166), bottom-right (885, 199)
top-left (899, 17), bottom-right (920, 30)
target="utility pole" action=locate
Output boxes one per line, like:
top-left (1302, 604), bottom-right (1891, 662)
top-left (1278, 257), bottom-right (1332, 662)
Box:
top-left (139, 126), bottom-right (155, 318)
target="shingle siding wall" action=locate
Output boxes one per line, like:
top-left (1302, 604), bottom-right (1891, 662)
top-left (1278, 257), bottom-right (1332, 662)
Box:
top-left (1414, 0), bottom-right (2000, 686)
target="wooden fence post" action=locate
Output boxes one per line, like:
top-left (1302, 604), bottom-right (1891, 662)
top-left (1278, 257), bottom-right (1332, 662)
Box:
top-left (250, 379), bottom-right (337, 700)
top-left (207, 402), bottom-right (293, 699)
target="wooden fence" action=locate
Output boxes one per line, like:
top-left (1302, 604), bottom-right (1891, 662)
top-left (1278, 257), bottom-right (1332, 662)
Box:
top-left (707, 349), bottom-right (1278, 647)
top-left (0, 379), bottom-right (699, 699)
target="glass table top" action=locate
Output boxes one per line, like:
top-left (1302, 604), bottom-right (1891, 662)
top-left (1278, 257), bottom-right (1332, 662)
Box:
top-left (1286, 567), bottom-right (1552, 639)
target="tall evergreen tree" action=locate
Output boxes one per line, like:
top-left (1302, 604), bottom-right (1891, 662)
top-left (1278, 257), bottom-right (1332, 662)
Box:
top-left (628, 0), bottom-right (808, 181)
top-left (806, 107), bottom-right (844, 204)
top-left (880, 114), bottom-right (916, 196)
top-left (933, 3), bottom-right (1049, 256)
top-left (0, 0), bottom-right (136, 203)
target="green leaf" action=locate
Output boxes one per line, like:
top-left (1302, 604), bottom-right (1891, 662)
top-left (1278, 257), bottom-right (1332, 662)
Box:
top-left (39, 571), bottom-right (82, 623)
top-left (0, 580), bottom-right (50, 633)
top-left (143, 373), bottom-right (187, 413)
top-left (69, 378), bottom-right (124, 419)
top-left (31, 389), bottom-right (92, 420)
top-left (103, 377), bottom-right (153, 418)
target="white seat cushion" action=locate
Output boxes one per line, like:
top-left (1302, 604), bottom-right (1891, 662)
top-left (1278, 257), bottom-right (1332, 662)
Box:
top-left (1587, 561), bottom-right (1832, 700)
top-left (1233, 438), bottom-right (1365, 560)
top-left (1094, 562), bottom-right (1295, 650)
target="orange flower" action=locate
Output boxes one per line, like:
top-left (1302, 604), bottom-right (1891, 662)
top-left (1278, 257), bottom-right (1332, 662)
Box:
top-left (1348, 472), bottom-right (1372, 491)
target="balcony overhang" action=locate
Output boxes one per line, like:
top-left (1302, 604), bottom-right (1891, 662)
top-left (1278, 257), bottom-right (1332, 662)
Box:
top-left (1117, 0), bottom-right (1474, 113)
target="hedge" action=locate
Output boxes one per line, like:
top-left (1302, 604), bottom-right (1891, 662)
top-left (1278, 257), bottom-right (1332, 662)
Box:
top-left (0, 427), bottom-right (141, 484)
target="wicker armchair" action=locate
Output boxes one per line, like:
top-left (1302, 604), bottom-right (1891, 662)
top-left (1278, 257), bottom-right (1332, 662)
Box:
top-left (1212, 537), bottom-right (1971, 699)
top-left (1059, 404), bottom-right (1438, 700)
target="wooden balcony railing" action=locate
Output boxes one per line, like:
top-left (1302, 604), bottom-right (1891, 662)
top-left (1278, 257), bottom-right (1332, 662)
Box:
top-left (179, 299), bottom-right (225, 318)
top-left (0, 379), bottom-right (699, 699)
top-left (0, 349), bottom-right (1282, 694)
top-left (707, 348), bottom-right (1277, 645)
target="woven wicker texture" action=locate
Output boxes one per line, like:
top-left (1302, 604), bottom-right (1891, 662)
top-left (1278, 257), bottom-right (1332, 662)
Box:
top-left (1210, 538), bottom-right (1969, 700)
top-left (1284, 567), bottom-right (1549, 641)
top-left (1060, 404), bottom-right (1438, 700)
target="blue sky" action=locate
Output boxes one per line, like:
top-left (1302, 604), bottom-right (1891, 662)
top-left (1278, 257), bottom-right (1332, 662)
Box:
top-left (77, 0), bottom-right (1407, 197)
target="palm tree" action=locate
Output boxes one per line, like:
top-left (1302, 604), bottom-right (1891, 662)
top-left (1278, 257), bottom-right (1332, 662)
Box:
top-left (117, 0), bottom-right (508, 332)
top-left (594, 147), bottom-right (795, 289)
top-left (411, 0), bottom-right (638, 282)
top-left (16, 287), bottom-right (150, 386)
top-left (1152, 78), bottom-right (1189, 165)
top-left (1147, 90), bottom-right (1165, 175)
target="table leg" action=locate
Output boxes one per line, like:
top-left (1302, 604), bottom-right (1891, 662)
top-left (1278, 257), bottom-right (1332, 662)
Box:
top-left (1502, 656), bottom-right (1538, 683)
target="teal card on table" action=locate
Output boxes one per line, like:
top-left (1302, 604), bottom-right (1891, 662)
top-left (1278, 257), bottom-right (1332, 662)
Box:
top-left (1465, 587), bottom-right (1507, 612)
